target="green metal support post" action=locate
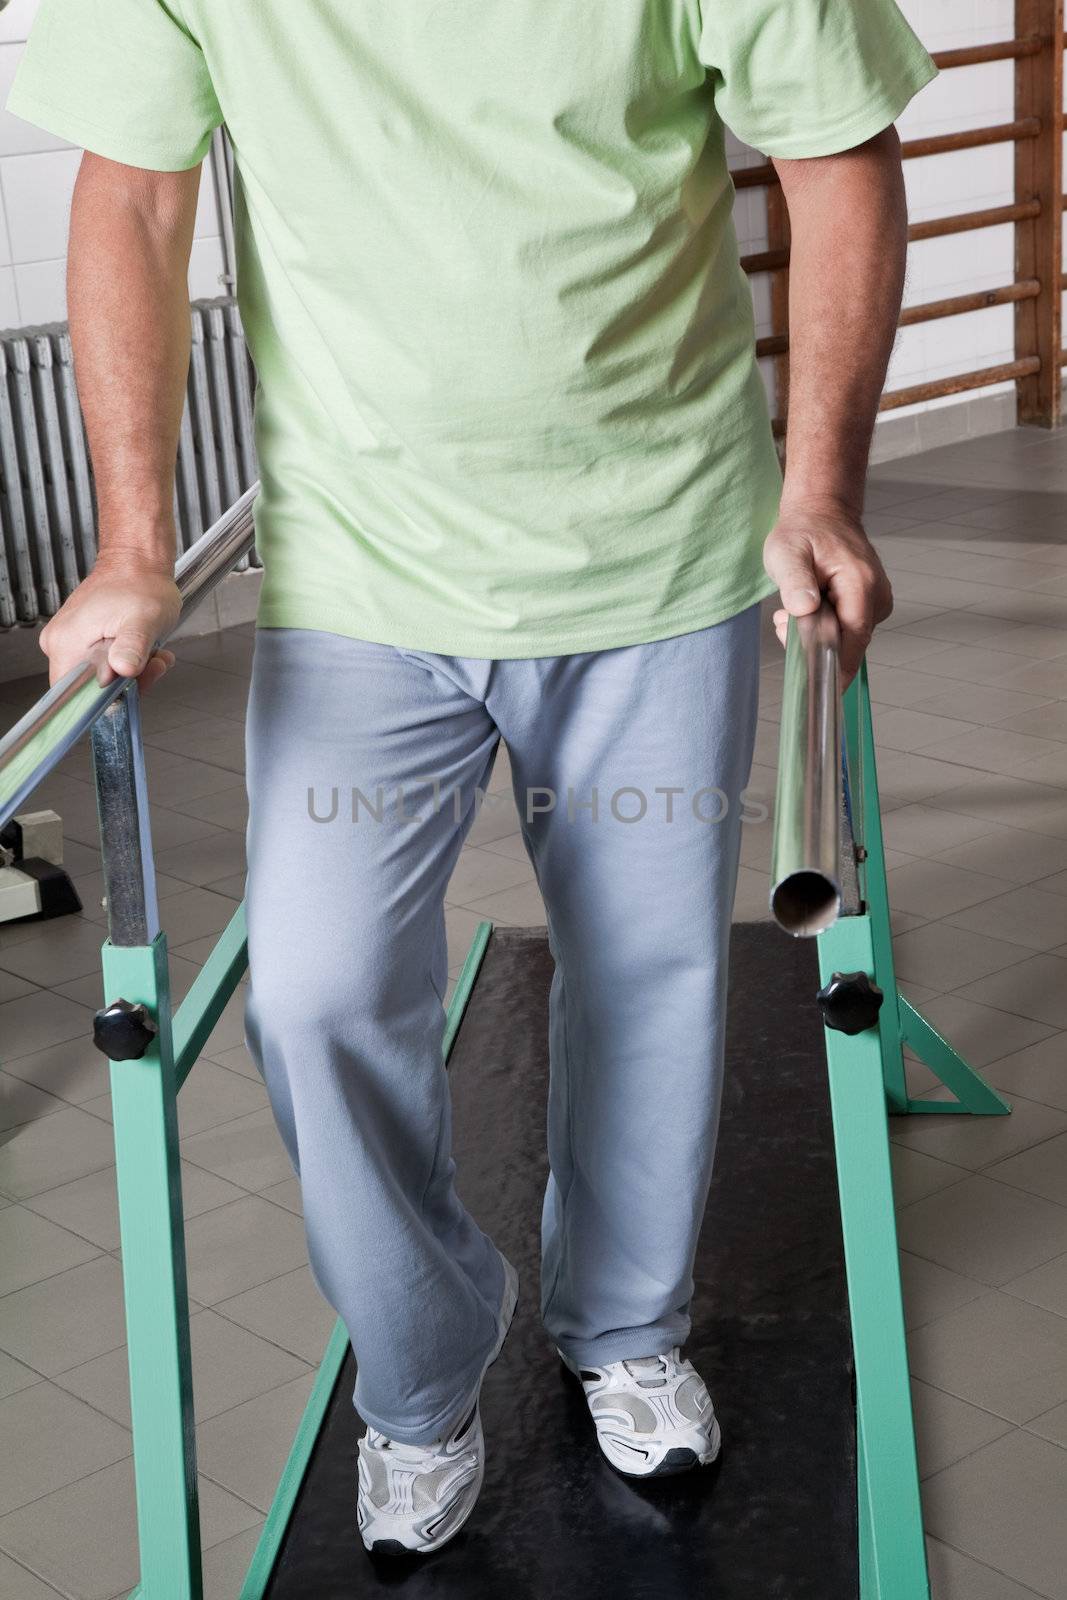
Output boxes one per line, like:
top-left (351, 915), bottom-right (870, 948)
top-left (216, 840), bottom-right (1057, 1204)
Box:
top-left (104, 932), bottom-right (202, 1600)
top-left (91, 689), bottom-right (203, 1600)
top-left (816, 912), bottom-right (929, 1600)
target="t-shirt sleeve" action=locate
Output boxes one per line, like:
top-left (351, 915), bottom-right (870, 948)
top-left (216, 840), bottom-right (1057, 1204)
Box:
top-left (699, 0), bottom-right (937, 159)
top-left (6, 0), bottom-right (222, 171)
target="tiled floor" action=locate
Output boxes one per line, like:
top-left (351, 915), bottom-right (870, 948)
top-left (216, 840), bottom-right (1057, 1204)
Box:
top-left (1, 422), bottom-right (1067, 1598)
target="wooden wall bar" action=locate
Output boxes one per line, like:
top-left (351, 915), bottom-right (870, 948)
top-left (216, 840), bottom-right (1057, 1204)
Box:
top-left (739, 8), bottom-right (1066, 432)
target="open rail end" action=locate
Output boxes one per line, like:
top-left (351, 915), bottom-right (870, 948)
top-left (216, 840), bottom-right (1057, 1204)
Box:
top-left (771, 870), bottom-right (842, 938)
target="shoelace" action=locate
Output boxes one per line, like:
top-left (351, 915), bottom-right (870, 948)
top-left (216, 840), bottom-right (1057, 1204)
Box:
top-left (366, 1428), bottom-right (448, 1469)
top-left (620, 1350), bottom-right (684, 1388)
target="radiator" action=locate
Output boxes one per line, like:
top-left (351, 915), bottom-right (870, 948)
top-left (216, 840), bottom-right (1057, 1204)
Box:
top-left (0, 296), bottom-right (259, 630)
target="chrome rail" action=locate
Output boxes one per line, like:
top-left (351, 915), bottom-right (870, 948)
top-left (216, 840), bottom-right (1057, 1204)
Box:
top-left (770, 601), bottom-right (860, 936)
top-left (0, 484), bottom-right (258, 830)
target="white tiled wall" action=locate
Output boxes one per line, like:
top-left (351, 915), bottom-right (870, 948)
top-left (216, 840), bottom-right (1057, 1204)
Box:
top-left (0, 0), bottom-right (1053, 423)
top-left (0, 0), bottom-right (227, 330)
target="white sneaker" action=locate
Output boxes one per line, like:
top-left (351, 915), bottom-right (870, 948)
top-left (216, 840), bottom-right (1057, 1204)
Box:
top-left (560, 1346), bottom-right (722, 1478)
top-left (357, 1256), bottom-right (519, 1554)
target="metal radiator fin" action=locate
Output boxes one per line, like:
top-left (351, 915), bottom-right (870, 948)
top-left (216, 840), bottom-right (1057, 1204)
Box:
top-left (0, 298), bottom-right (259, 629)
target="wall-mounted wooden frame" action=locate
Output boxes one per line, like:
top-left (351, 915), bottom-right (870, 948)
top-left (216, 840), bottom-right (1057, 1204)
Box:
top-left (737, 5), bottom-right (1066, 432)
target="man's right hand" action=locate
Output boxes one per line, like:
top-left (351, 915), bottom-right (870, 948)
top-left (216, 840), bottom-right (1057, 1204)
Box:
top-left (39, 550), bottom-right (181, 692)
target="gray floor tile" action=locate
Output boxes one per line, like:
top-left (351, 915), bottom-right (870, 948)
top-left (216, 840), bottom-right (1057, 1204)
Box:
top-left (0, 1205), bottom-right (100, 1296)
top-left (929, 774), bottom-right (1067, 841)
top-left (0, 1257), bottom-right (127, 1376)
top-left (986, 1034), bottom-right (1067, 1113)
top-left (0, 990), bottom-right (95, 1063)
top-left (205, 1041), bottom-right (260, 1081)
top-left (1027, 1399), bottom-right (1067, 1450)
top-left (57, 1306), bottom-right (309, 1429)
top-left (892, 924), bottom-right (1031, 992)
top-left (183, 1195), bottom-right (307, 1306)
top-left (873, 705), bottom-right (980, 754)
top-left (0, 971), bottom-right (37, 1005)
top-left (174, 1059), bottom-right (269, 1140)
top-left (870, 665), bottom-right (959, 710)
top-left (444, 846), bottom-right (536, 907)
top-left (180, 1106), bottom-right (293, 1192)
top-left (987, 1131), bottom-right (1067, 1209)
top-left (195, 1370), bottom-right (316, 1513)
top-left (911, 1377), bottom-right (1013, 1480)
top-left (463, 792), bottom-right (522, 846)
top-left (888, 859), bottom-right (1011, 919)
top-left (955, 953), bottom-right (1067, 1029)
top-left (923, 1430), bottom-right (1067, 1599)
top-left (147, 755), bottom-right (243, 809)
top-left (260, 1176), bottom-right (302, 1215)
top-left (891, 1146), bottom-right (971, 1208)
top-left (0, 1106), bottom-right (117, 1200)
top-left (0, 1381), bottom-right (130, 1515)
top-left (0, 1459), bottom-right (259, 1600)
top-left (900, 1250), bottom-right (988, 1332)
top-left (925, 1534), bottom-right (1051, 1600)
top-left (909, 1289), bottom-right (1067, 1424)
top-left (934, 726), bottom-right (1065, 778)
top-left (933, 826), bottom-right (1067, 887)
top-left (882, 804), bottom-right (1002, 858)
top-left (201, 1525), bottom-right (265, 1600)
top-left (890, 1095), bottom-right (1067, 1171)
top-left (0, 1351), bottom-right (41, 1401)
top-left (147, 887), bottom-right (241, 948)
top-left (909, 995), bottom-right (1054, 1070)
top-left (0, 1548), bottom-right (66, 1599)
top-left (154, 829), bottom-right (249, 890)
top-left (913, 681), bottom-right (1056, 725)
top-left (213, 1265), bottom-right (336, 1365)
top-left (22, 1158), bottom-right (245, 1253)
top-left (1003, 1251), bottom-right (1067, 1320)
top-left (462, 880), bottom-right (547, 926)
top-left (0, 1073), bottom-right (68, 1133)
top-left (898, 1176), bottom-right (1067, 1287)
top-left (173, 782), bottom-right (249, 831)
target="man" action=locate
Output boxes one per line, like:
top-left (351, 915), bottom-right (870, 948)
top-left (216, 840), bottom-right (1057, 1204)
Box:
top-left (11, 0), bottom-right (929, 1557)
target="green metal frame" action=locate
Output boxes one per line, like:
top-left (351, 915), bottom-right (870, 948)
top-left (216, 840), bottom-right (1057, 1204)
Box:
top-left (83, 664), bottom-right (1009, 1600)
top-left (815, 665), bottom-right (1011, 1600)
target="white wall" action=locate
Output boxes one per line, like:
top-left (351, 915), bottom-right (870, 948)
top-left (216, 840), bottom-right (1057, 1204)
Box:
top-left (0, 0), bottom-right (228, 329)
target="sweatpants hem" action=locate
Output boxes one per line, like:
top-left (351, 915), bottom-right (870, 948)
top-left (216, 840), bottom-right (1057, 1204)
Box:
top-left (555, 1321), bottom-right (693, 1370)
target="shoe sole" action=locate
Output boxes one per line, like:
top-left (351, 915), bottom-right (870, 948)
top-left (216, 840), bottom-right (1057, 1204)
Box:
top-left (364, 1256), bottom-right (519, 1557)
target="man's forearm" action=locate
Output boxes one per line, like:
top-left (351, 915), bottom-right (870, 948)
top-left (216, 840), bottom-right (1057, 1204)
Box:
top-left (773, 128), bottom-right (908, 515)
top-left (67, 153), bottom-right (201, 571)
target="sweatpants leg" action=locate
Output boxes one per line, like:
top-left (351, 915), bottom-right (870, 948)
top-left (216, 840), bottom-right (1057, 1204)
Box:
top-left (243, 627), bottom-right (507, 1445)
top-left (484, 605), bottom-right (761, 1368)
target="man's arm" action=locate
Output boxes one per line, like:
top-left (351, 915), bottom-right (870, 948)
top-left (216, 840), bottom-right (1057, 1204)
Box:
top-left (39, 153), bottom-right (201, 688)
top-left (762, 127), bottom-right (904, 683)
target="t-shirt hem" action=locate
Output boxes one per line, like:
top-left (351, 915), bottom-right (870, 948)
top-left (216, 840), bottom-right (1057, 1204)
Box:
top-left (5, 83), bottom-right (212, 170)
top-left (747, 59), bottom-right (938, 160)
top-left (254, 576), bottom-right (780, 660)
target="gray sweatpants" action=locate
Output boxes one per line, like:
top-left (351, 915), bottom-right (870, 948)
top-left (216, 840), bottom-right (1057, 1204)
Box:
top-left (243, 608), bottom-right (760, 1444)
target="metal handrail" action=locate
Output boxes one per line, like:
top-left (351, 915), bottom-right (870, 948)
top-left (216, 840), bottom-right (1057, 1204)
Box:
top-left (0, 484), bottom-right (259, 828)
top-left (769, 602), bottom-right (860, 936)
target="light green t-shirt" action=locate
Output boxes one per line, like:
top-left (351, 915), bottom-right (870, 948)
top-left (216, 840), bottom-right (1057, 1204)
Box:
top-left (10, 0), bottom-right (935, 658)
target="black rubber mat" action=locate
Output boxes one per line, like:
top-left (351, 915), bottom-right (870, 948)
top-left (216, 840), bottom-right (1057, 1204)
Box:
top-left (263, 923), bottom-right (857, 1599)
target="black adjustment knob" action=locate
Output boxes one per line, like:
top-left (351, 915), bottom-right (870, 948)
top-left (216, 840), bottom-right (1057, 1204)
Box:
top-left (816, 971), bottom-right (884, 1036)
top-left (92, 998), bottom-right (158, 1061)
